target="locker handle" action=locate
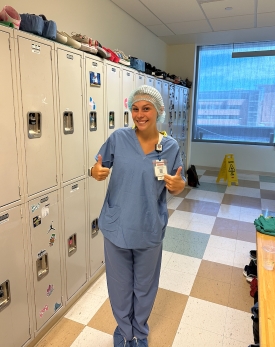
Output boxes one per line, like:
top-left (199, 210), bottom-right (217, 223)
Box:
top-left (28, 112), bottom-right (42, 139)
top-left (68, 234), bottom-right (77, 256)
top-left (63, 112), bottom-right (74, 134)
top-left (89, 111), bottom-right (97, 131)
top-left (91, 218), bottom-right (99, 237)
top-left (0, 280), bottom-right (11, 311)
top-left (109, 112), bottom-right (115, 129)
top-left (124, 111), bottom-right (129, 127)
top-left (36, 254), bottom-right (49, 280)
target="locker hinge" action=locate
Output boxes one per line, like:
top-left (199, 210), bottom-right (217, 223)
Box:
top-left (50, 50), bottom-right (52, 61)
top-left (56, 175), bottom-right (58, 184)
top-left (80, 59), bottom-right (82, 68)
top-left (18, 186), bottom-right (21, 197)
top-left (20, 207), bottom-right (23, 219)
top-left (8, 38), bottom-right (11, 50)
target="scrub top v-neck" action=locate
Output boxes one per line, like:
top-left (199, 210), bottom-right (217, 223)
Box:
top-left (96, 127), bottom-right (183, 249)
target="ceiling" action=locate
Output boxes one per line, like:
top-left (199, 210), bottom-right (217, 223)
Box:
top-left (110, 0), bottom-right (275, 45)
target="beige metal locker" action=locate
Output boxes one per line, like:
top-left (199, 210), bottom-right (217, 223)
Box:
top-left (0, 205), bottom-right (31, 347)
top-left (55, 46), bottom-right (85, 184)
top-left (105, 62), bottom-right (121, 137)
top-left (145, 75), bottom-right (154, 87)
top-left (159, 81), bottom-right (170, 134)
top-left (135, 72), bottom-right (145, 88)
top-left (84, 55), bottom-right (105, 278)
top-left (14, 32), bottom-right (58, 197)
top-left (62, 179), bottom-right (87, 299)
top-left (28, 191), bottom-right (62, 331)
top-left (0, 28), bottom-right (22, 208)
top-left (154, 79), bottom-right (162, 93)
top-left (172, 85), bottom-right (180, 140)
top-left (121, 67), bottom-right (135, 129)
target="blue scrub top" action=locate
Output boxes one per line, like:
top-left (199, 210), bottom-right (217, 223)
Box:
top-left (96, 127), bottom-right (183, 249)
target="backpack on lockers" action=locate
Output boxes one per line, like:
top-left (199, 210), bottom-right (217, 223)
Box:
top-left (187, 165), bottom-right (200, 188)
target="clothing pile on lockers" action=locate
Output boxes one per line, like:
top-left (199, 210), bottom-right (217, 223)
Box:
top-left (254, 215), bottom-right (275, 236)
top-left (0, 5), bottom-right (192, 87)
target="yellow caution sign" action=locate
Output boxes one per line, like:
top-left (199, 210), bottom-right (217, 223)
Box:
top-left (216, 154), bottom-right (238, 186)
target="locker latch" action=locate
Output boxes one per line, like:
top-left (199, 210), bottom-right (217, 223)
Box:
top-left (28, 112), bottom-right (42, 139)
top-left (63, 112), bottom-right (74, 134)
top-left (124, 111), bottom-right (129, 127)
top-left (91, 218), bottom-right (99, 237)
top-left (36, 254), bottom-right (49, 280)
top-left (68, 234), bottom-right (77, 256)
top-left (0, 280), bottom-right (11, 311)
top-left (109, 112), bottom-right (115, 129)
top-left (89, 112), bottom-right (97, 131)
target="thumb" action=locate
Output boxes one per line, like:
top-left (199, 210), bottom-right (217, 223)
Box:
top-left (97, 154), bottom-right (103, 166)
top-left (175, 166), bottom-right (182, 176)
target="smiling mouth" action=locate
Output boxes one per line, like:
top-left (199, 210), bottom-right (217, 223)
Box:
top-left (136, 120), bottom-right (148, 124)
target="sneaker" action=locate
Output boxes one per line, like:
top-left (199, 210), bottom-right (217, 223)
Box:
top-left (250, 250), bottom-right (257, 260)
top-left (114, 327), bottom-right (131, 347)
top-left (131, 337), bottom-right (148, 347)
top-left (59, 31), bottom-right (81, 49)
top-left (114, 49), bottom-right (130, 66)
top-left (71, 32), bottom-right (98, 47)
top-left (79, 43), bottom-right (97, 54)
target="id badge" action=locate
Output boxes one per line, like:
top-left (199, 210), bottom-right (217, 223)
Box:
top-left (153, 159), bottom-right (167, 180)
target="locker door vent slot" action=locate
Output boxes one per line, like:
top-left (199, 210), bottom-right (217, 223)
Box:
top-left (174, 111), bottom-right (177, 120)
top-left (92, 62), bottom-right (98, 66)
top-left (91, 218), bottom-right (99, 237)
top-left (124, 112), bottom-right (129, 127)
top-left (71, 183), bottom-right (79, 191)
top-left (66, 54), bottom-right (74, 60)
top-left (36, 254), bottom-right (49, 280)
top-left (111, 67), bottom-right (116, 72)
top-left (28, 112), bottom-right (42, 139)
top-left (68, 234), bottom-right (77, 256)
top-left (178, 111), bottom-right (181, 119)
top-left (169, 111), bottom-right (172, 120)
top-left (63, 112), bottom-right (74, 134)
top-left (127, 72), bottom-right (130, 76)
top-left (89, 112), bottom-right (97, 131)
top-left (0, 280), bottom-right (11, 311)
top-left (109, 112), bottom-right (115, 129)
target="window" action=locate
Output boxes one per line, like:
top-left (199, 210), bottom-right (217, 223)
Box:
top-left (193, 42), bottom-right (275, 145)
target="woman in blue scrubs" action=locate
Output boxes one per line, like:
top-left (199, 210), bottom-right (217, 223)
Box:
top-left (90, 85), bottom-right (185, 347)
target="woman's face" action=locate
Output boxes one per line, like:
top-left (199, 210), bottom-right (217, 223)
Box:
top-left (131, 100), bottom-right (158, 132)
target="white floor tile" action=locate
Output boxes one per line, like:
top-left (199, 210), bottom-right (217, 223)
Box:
top-left (203, 191), bottom-right (224, 203)
top-left (222, 336), bottom-right (254, 347)
top-left (218, 204), bottom-right (241, 221)
top-left (166, 253), bottom-right (201, 275)
top-left (191, 213), bottom-right (216, 224)
top-left (224, 307), bottom-right (254, 343)
top-left (260, 182), bottom-right (275, 191)
top-left (70, 326), bottom-right (113, 347)
top-left (161, 250), bottom-right (173, 269)
top-left (203, 245), bottom-right (235, 266)
top-left (167, 210), bottom-right (194, 229)
top-left (159, 268), bottom-right (196, 295)
top-left (187, 219), bottom-right (214, 234)
top-left (261, 198), bottom-right (275, 211)
top-left (65, 291), bottom-right (106, 325)
top-left (172, 323), bottom-right (223, 347)
top-left (87, 273), bottom-right (108, 299)
top-left (180, 297), bottom-right (228, 335)
top-left (237, 173), bottom-right (259, 181)
top-left (225, 186), bottom-right (261, 198)
top-left (239, 207), bottom-right (261, 223)
top-left (167, 197), bottom-right (184, 210)
top-left (207, 235), bottom-right (237, 252)
top-left (185, 189), bottom-right (207, 200)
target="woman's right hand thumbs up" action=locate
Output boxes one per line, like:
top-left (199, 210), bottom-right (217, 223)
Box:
top-left (91, 154), bottom-right (110, 181)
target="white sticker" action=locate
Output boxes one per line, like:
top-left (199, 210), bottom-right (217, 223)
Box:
top-left (31, 203), bottom-right (40, 213)
top-left (41, 207), bottom-right (50, 218)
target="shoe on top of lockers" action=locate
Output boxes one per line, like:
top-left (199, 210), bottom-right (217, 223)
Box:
top-left (79, 43), bottom-right (97, 54)
top-left (71, 32), bottom-right (98, 47)
top-left (59, 31), bottom-right (81, 49)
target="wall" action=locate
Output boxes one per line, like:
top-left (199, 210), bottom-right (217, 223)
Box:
top-left (1, 0), bottom-right (167, 69)
top-left (167, 43), bottom-right (275, 174)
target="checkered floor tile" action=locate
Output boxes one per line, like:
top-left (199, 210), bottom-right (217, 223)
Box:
top-left (36, 170), bottom-right (275, 347)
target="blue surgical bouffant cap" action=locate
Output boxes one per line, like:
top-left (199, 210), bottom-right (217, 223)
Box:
top-left (128, 85), bottom-right (166, 123)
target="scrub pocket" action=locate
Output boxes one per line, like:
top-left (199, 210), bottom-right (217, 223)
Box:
top-left (101, 203), bottom-right (121, 232)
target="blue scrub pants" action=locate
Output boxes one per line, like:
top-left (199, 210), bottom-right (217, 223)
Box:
top-left (104, 237), bottom-right (163, 341)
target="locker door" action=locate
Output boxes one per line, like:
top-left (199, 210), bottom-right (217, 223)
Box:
top-left (172, 85), bottom-right (180, 141)
top-left (135, 73), bottom-right (144, 88)
top-left (0, 206), bottom-right (30, 347)
top-left (56, 48), bottom-right (85, 184)
top-left (122, 68), bottom-right (135, 128)
top-left (0, 30), bottom-right (21, 208)
top-left (63, 180), bottom-right (87, 299)
top-left (145, 75), bottom-right (154, 87)
top-left (160, 81), bottom-right (170, 134)
top-left (105, 63), bottom-right (121, 137)
top-left (84, 56), bottom-right (105, 277)
top-left (16, 35), bottom-right (58, 196)
top-left (28, 191), bottom-right (62, 331)
top-left (154, 79), bottom-right (162, 93)
top-left (178, 87), bottom-right (184, 142)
